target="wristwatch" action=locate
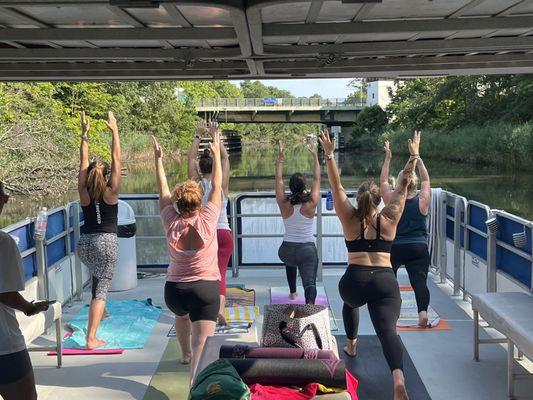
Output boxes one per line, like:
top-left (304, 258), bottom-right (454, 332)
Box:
top-left (194, 135), bottom-right (201, 141)
top-left (81, 134), bottom-right (89, 142)
top-left (325, 153), bottom-right (334, 161)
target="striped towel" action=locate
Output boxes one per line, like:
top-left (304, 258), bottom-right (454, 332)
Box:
top-left (224, 306), bottom-right (260, 324)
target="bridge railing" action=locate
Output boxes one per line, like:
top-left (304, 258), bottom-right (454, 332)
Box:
top-left (194, 97), bottom-right (365, 108)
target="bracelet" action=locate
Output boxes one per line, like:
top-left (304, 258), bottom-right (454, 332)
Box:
top-left (325, 153), bottom-right (334, 161)
top-left (81, 134), bottom-right (89, 142)
top-left (276, 159), bottom-right (284, 163)
top-left (410, 153), bottom-right (419, 157)
top-left (194, 135), bottom-right (201, 141)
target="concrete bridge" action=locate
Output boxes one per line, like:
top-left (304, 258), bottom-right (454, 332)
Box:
top-left (195, 97), bottom-right (364, 126)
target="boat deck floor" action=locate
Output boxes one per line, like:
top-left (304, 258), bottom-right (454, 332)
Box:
top-left (30, 269), bottom-right (533, 400)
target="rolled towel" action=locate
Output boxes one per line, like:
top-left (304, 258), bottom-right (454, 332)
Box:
top-left (220, 345), bottom-right (337, 360)
top-left (228, 358), bottom-right (347, 388)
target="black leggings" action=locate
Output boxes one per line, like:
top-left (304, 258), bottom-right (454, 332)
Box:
top-left (164, 280), bottom-right (220, 323)
top-left (338, 265), bottom-right (403, 371)
top-left (391, 243), bottom-right (430, 313)
top-left (278, 241), bottom-right (318, 304)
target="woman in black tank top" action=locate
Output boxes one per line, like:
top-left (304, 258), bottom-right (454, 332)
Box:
top-left (76, 111), bottom-right (122, 350)
top-left (320, 130), bottom-right (421, 400)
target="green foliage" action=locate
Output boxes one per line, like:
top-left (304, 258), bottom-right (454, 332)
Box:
top-left (348, 105), bottom-right (388, 149)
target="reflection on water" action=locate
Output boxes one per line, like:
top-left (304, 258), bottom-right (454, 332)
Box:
top-left (2, 146), bottom-right (533, 228)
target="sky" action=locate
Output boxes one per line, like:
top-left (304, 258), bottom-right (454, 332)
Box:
top-left (230, 78), bottom-right (357, 98)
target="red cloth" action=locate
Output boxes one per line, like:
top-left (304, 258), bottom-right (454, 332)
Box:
top-left (216, 228), bottom-right (233, 296)
top-left (346, 370), bottom-right (359, 400)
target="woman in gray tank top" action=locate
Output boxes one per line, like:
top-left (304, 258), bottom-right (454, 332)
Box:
top-left (380, 135), bottom-right (432, 327)
top-left (275, 138), bottom-right (321, 304)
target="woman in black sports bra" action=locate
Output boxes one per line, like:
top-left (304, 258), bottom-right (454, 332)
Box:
top-left (319, 130), bottom-right (421, 400)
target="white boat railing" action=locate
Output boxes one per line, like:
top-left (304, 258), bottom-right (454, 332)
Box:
top-left (2, 189), bottom-right (532, 307)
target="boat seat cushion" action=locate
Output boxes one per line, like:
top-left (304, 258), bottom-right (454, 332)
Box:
top-left (472, 292), bottom-right (533, 361)
top-left (16, 301), bottom-right (62, 345)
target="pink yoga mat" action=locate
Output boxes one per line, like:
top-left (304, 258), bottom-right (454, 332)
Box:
top-left (48, 348), bottom-right (124, 356)
top-left (270, 286), bottom-right (329, 307)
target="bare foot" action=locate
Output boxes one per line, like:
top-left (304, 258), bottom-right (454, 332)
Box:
top-left (217, 313), bottom-right (227, 326)
top-left (86, 337), bottom-right (107, 350)
top-left (394, 382), bottom-right (409, 400)
top-left (418, 311), bottom-right (428, 327)
top-left (343, 339), bottom-right (357, 357)
top-left (289, 292), bottom-right (298, 300)
top-left (180, 353), bottom-right (192, 365)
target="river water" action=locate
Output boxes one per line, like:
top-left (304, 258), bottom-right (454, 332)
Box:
top-left (2, 146), bottom-right (532, 228)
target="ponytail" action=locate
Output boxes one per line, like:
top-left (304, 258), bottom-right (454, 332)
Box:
top-left (87, 161), bottom-right (109, 202)
top-left (356, 181), bottom-right (381, 224)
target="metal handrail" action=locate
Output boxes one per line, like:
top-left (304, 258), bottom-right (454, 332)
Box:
top-left (194, 97), bottom-right (365, 108)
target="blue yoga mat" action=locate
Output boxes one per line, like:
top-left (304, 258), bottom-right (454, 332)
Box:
top-left (63, 299), bottom-right (162, 350)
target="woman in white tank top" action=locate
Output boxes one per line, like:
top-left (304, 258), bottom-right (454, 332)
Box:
top-left (188, 120), bottom-right (233, 325)
top-left (275, 139), bottom-right (321, 304)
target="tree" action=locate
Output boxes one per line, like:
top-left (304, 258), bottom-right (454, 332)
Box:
top-left (348, 105), bottom-right (388, 149)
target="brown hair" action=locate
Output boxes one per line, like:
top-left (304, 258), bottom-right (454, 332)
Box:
top-left (288, 173), bottom-right (311, 205)
top-left (198, 148), bottom-right (213, 175)
top-left (355, 181), bottom-right (381, 224)
top-left (172, 180), bottom-right (203, 217)
top-left (87, 161), bottom-right (110, 202)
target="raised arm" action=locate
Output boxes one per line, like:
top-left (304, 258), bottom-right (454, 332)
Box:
top-left (382, 132), bottom-right (420, 225)
top-left (105, 111), bottom-right (121, 197)
top-left (78, 111), bottom-right (91, 206)
top-left (207, 123), bottom-right (222, 210)
top-left (220, 138), bottom-right (230, 197)
top-left (188, 119), bottom-right (205, 181)
top-left (417, 148), bottom-right (431, 215)
top-left (152, 135), bottom-right (172, 211)
top-left (380, 140), bottom-right (393, 205)
top-left (319, 130), bottom-right (354, 224)
top-left (307, 139), bottom-right (321, 207)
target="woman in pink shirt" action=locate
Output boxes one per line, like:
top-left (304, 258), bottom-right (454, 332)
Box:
top-left (152, 125), bottom-right (222, 380)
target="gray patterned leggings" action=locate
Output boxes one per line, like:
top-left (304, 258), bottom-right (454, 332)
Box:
top-left (77, 233), bottom-right (118, 301)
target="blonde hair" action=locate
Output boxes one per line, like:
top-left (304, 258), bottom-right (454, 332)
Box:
top-left (87, 161), bottom-right (109, 202)
top-left (172, 180), bottom-right (203, 217)
top-left (356, 181), bottom-right (381, 224)
top-left (396, 170), bottom-right (419, 195)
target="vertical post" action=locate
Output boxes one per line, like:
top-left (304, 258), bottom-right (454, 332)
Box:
top-left (453, 197), bottom-right (463, 296)
top-left (35, 237), bottom-right (49, 301)
top-left (508, 340), bottom-right (515, 399)
top-left (473, 309), bottom-right (479, 361)
top-left (73, 202), bottom-right (83, 301)
top-left (439, 192), bottom-right (447, 284)
top-left (316, 193), bottom-right (323, 283)
top-left (231, 197), bottom-right (239, 278)
top-left (486, 216), bottom-right (497, 293)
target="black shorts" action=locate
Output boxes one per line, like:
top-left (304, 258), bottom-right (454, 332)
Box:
top-left (164, 280), bottom-right (220, 323)
top-left (0, 349), bottom-right (32, 385)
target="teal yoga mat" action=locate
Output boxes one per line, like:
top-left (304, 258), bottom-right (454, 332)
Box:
top-left (62, 299), bottom-right (162, 350)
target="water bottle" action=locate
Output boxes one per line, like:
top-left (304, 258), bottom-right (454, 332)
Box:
top-left (326, 189), bottom-right (334, 211)
top-left (34, 207), bottom-right (48, 241)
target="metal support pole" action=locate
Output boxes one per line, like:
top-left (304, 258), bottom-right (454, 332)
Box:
top-left (508, 340), bottom-right (515, 399)
top-left (473, 310), bottom-right (480, 361)
top-left (486, 218), bottom-right (497, 293)
top-left (35, 237), bottom-right (49, 301)
top-left (72, 202), bottom-right (83, 301)
top-left (316, 194), bottom-right (323, 283)
top-left (231, 198), bottom-right (239, 278)
top-left (439, 192), bottom-right (448, 284)
top-left (453, 198), bottom-right (463, 295)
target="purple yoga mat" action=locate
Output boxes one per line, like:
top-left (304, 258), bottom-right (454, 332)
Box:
top-left (219, 345), bottom-right (337, 360)
top-left (270, 286), bottom-right (329, 307)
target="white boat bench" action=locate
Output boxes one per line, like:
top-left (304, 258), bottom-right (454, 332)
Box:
top-left (472, 292), bottom-right (533, 399)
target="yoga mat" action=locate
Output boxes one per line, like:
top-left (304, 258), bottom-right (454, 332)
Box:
top-left (224, 306), bottom-right (260, 323)
top-left (336, 335), bottom-right (431, 400)
top-left (229, 358), bottom-right (347, 388)
top-left (398, 286), bottom-right (448, 329)
top-left (62, 299), bottom-right (162, 350)
top-left (167, 322), bottom-right (252, 337)
top-left (142, 340), bottom-right (190, 400)
top-left (220, 345), bottom-right (337, 360)
top-left (270, 286), bottom-right (329, 307)
top-left (270, 286), bottom-right (339, 331)
top-left (226, 287), bottom-right (255, 307)
top-left (48, 348), bottom-right (124, 356)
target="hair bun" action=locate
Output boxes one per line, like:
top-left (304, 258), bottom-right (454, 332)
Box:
top-left (202, 148), bottom-right (211, 158)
